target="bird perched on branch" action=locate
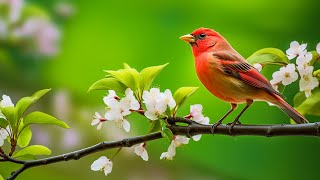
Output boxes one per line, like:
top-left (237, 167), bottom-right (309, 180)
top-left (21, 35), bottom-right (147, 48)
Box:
top-left (180, 28), bottom-right (308, 130)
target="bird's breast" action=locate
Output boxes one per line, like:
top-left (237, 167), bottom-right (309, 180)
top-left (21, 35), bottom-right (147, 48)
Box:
top-left (195, 54), bottom-right (258, 103)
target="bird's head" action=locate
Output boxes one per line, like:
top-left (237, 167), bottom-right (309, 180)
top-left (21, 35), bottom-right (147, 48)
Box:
top-left (180, 27), bottom-right (226, 56)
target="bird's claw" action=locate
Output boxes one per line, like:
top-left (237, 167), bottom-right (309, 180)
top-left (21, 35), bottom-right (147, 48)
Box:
top-left (210, 121), bottom-right (223, 134)
top-left (227, 120), bottom-right (241, 133)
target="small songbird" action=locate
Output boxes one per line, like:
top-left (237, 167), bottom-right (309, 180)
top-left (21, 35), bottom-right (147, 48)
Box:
top-left (180, 27), bottom-right (308, 129)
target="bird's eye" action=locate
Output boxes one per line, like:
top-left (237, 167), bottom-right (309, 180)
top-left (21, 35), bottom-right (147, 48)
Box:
top-left (199, 33), bottom-right (207, 39)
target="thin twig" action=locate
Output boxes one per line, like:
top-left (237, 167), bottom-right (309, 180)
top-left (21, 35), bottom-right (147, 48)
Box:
top-left (4, 118), bottom-right (320, 180)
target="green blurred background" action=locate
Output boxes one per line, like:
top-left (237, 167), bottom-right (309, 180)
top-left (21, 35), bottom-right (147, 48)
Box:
top-left (1, 0), bottom-right (320, 179)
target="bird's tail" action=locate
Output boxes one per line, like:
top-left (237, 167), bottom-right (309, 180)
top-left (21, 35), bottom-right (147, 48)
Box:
top-left (274, 95), bottom-right (308, 124)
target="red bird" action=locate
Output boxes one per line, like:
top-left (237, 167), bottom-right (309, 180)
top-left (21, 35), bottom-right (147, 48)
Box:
top-left (180, 28), bottom-right (308, 129)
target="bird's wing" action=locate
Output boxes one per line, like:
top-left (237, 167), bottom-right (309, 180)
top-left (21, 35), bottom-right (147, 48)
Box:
top-left (212, 51), bottom-right (284, 98)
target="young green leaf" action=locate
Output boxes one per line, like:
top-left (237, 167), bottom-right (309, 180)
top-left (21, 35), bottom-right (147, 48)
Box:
top-left (295, 88), bottom-right (320, 117)
top-left (247, 48), bottom-right (289, 66)
top-left (17, 125), bottom-right (32, 148)
top-left (139, 63), bottom-right (168, 91)
top-left (293, 91), bottom-right (307, 108)
top-left (0, 174), bottom-right (3, 180)
top-left (0, 118), bottom-right (8, 128)
top-left (15, 89), bottom-right (51, 119)
top-left (88, 78), bottom-right (127, 93)
top-left (105, 68), bottom-right (140, 91)
top-left (173, 87), bottom-right (198, 108)
top-left (23, 111), bottom-right (70, 128)
top-left (12, 145), bottom-right (51, 158)
top-left (0, 107), bottom-right (17, 128)
top-left (161, 128), bottom-right (174, 143)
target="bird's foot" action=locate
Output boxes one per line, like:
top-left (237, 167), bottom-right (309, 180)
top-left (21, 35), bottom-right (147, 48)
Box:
top-left (227, 120), bottom-right (241, 133)
top-left (210, 120), bottom-right (224, 134)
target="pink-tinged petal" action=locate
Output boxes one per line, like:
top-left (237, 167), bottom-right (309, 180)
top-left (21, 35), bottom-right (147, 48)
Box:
top-left (192, 134), bottom-right (202, 141)
top-left (286, 64), bottom-right (296, 72)
top-left (305, 52), bottom-right (313, 61)
top-left (299, 43), bottom-right (307, 52)
top-left (290, 41), bottom-right (299, 48)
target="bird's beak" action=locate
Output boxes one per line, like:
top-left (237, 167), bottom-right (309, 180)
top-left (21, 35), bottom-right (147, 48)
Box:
top-left (179, 34), bottom-right (195, 43)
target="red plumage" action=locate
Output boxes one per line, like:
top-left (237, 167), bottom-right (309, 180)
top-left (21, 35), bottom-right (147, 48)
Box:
top-left (180, 27), bottom-right (308, 126)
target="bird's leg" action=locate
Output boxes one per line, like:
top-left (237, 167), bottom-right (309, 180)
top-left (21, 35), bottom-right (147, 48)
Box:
top-left (228, 99), bottom-right (253, 133)
top-left (211, 103), bottom-right (237, 134)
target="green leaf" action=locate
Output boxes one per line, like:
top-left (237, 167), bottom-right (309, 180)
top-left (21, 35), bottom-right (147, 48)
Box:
top-left (173, 87), bottom-right (198, 108)
top-left (88, 78), bottom-right (127, 93)
top-left (17, 125), bottom-right (32, 148)
top-left (13, 145), bottom-right (51, 158)
top-left (0, 107), bottom-right (17, 128)
top-left (15, 89), bottom-right (51, 119)
top-left (123, 63), bottom-right (131, 69)
top-left (148, 120), bottom-right (161, 133)
top-left (105, 67), bottom-right (140, 91)
top-left (295, 88), bottom-right (320, 117)
top-left (161, 128), bottom-right (173, 143)
top-left (293, 91), bottom-right (307, 108)
top-left (23, 111), bottom-right (70, 128)
top-left (247, 48), bottom-right (289, 66)
top-left (139, 63), bottom-right (168, 91)
top-left (0, 118), bottom-right (8, 128)
top-left (0, 174), bottom-right (3, 180)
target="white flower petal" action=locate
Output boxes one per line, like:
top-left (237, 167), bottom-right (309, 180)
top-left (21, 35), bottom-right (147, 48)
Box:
top-left (97, 123), bottom-right (103, 130)
top-left (103, 162), bottom-right (113, 176)
top-left (290, 41), bottom-right (299, 48)
top-left (317, 42), bottom-right (320, 55)
top-left (91, 119), bottom-right (100, 126)
top-left (144, 111), bottom-right (158, 120)
top-left (141, 149), bottom-right (149, 161)
top-left (0, 138), bottom-right (4, 146)
top-left (122, 119), bottom-right (130, 132)
top-left (192, 134), bottom-right (202, 141)
top-left (253, 63), bottom-right (262, 72)
top-left (91, 156), bottom-right (108, 171)
top-left (1, 95), bottom-right (14, 108)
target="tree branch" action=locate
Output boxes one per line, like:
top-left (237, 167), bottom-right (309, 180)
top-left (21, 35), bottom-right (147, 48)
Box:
top-left (4, 118), bottom-right (320, 180)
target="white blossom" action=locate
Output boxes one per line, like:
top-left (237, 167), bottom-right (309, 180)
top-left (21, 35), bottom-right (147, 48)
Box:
top-left (270, 64), bottom-right (298, 86)
top-left (299, 73), bottom-right (319, 98)
top-left (296, 52), bottom-right (312, 67)
top-left (317, 42), bottom-right (320, 55)
top-left (0, 126), bottom-right (10, 146)
top-left (143, 88), bottom-right (171, 120)
top-left (91, 112), bottom-right (105, 130)
top-left (91, 156), bottom-right (113, 176)
top-left (172, 135), bottom-right (190, 147)
top-left (13, 18), bottom-right (60, 56)
top-left (163, 89), bottom-right (176, 109)
top-left (105, 100), bottom-right (131, 132)
top-left (0, 95), bottom-right (14, 108)
top-left (297, 65), bottom-right (314, 76)
top-left (103, 90), bottom-right (119, 107)
top-left (187, 104), bottom-right (210, 141)
top-left (286, 41), bottom-right (307, 60)
top-left (120, 88), bottom-right (140, 111)
top-left (134, 143), bottom-right (148, 161)
top-left (253, 63), bottom-right (262, 72)
top-left (160, 140), bottom-right (176, 160)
